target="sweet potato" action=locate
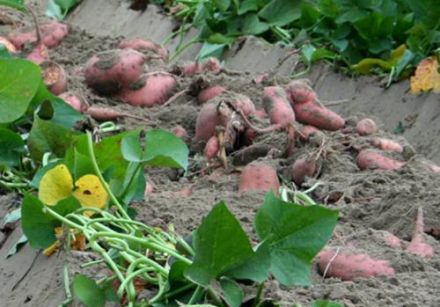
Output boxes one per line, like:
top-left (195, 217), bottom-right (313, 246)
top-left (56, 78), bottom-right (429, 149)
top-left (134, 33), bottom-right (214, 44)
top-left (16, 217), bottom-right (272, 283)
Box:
top-left (202, 57), bottom-right (221, 74)
top-left (177, 57), bottom-right (221, 76)
top-left (115, 72), bottom-right (177, 107)
top-left (357, 150), bottom-right (404, 171)
top-left (356, 118), bottom-right (377, 136)
top-left (233, 94), bottom-right (256, 117)
top-left (118, 38), bottom-right (168, 60)
top-left (204, 135), bottom-right (220, 160)
top-left (292, 157), bottom-right (317, 185)
top-left (238, 162), bottom-right (280, 194)
top-left (26, 42), bottom-right (49, 64)
top-left (86, 106), bottom-right (147, 122)
top-left (58, 93), bottom-right (86, 112)
top-left (406, 207), bottom-right (434, 258)
top-left (298, 125), bottom-right (320, 141)
top-left (285, 79), bottom-right (317, 104)
top-left (41, 61), bottom-right (67, 95)
top-left (197, 85), bottom-right (226, 104)
top-left (84, 49), bottom-right (145, 95)
top-left (8, 21), bottom-right (69, 50)
top-left (292, 102), bottom-right (345, 131)
top-left (318, 249), bottom-right (395, 281)
top-left (0, 37), bottom-right (17, 53)
top-left (263, 86), bottom-right (295, 128)
top-left (380, 230), bottom-right (402, 248)
top-left (171, 125), bottom-right (187, 138)
top-left (194, 102), bottom-right (223, 142)
top-left (371, 138), bottom-right (403, 153)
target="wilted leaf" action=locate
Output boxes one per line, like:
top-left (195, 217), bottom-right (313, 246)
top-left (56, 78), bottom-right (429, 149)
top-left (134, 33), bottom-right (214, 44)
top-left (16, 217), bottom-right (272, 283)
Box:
top-left (38, 164), bottom-right (73, 206)
top-left (73, 174), bottom-right (108, 211)
top-left (410, 56), bottom-right (440, 94)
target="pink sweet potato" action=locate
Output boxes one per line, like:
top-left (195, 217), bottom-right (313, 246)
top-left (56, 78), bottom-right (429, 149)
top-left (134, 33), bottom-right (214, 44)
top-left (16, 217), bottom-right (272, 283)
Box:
top-left (171, 125), bottom-right (187, 138)
top-left (291, 102), bottom-right (345, 131)
top-left (233, 94), bottom-right (256, 116)
top-left (84, 49), bottom-right (145, 95)
top-left (371, 138), bottom-right (403, 153)
top-left (380, 230), bottom-right (402, 248)
top-left (115, 72), bottom-right (177, 107)
top-left (197, 85), bottom-right (226, 104)
top-left (86, 106), bottom-right (147, 122)
top-left (177, 57), bottom-right (221, 76)
top-left (8, 21), bottom-right (69, 50)
top-left (58, 93), bottom-right (87, 112)
top-left (238, 162), bottom-right (280, 194)
top-left (298, 125), bottom-right (319, 141)
top-left (356, 118), bottom-right (377, 136)
top-left (26, 42), bottom-right (49, 64)
top-left (0, 37), bottom-right (17, 53)
top-left (118, 38), bottom-right (168, 60)
top-left (292, 157), bottom-right (317, 185)
top-left (204, 135), bottom-right (220, 160)
top-left (406, 207), bottom-right (434, 258)
top-left (194, 102), bottom-right (223, 142)
top-left (201, 57), bottom-right (221, 74)
top-left (318, 249), bottom-right (395, 281)
top-left (357, 150), bottom-right (404, 171)
top-left (41, 61), bottom-right (67, 95)
top-left (263, 86), bottom-right (295, 128)
top-left (285, 79), bottom-right (317, 104)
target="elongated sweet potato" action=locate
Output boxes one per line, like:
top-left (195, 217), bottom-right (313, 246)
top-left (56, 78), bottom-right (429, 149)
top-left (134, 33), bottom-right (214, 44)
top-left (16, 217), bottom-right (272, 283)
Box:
top-left (285, 79), bottom-right (317, 104)
top-left (263, 86), bottom-right (295, 128)
top-left (115, 72), bottom-right (177, 107)
top-left (371, 138), bottom-right (403, 153)
top-left (118, 38), bottom-right (168, 60)
top-left (239, 162), bottom-right (280, 194)
top-left (84, 49), bottom-right (145, 95)
top-left (318, 249), bottom-right (395, 281)
top-left (356, 118), bottom-right (377, 136)
top-left (357, 150), bottom-right (404, 171)
top-left (8, 21), bottom-right (69, 50)
top-left (406, 207), bottom-right (434, 258)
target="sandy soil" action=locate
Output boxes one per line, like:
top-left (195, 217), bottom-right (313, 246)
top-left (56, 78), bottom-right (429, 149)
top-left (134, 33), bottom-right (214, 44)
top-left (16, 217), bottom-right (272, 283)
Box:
top-left (0, 2), bottom-right (440, 307)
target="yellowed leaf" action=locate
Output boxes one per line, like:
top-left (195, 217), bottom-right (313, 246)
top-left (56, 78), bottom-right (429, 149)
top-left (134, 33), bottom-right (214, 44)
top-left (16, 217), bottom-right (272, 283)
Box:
top-left (410, 57), bottom-right (440, 94)
top-left (73, 174), bottom-right (108, 212)
top-left (43, 227), bottom-right (87, 256)
top-left (38, 164), bottom-right (73, 206)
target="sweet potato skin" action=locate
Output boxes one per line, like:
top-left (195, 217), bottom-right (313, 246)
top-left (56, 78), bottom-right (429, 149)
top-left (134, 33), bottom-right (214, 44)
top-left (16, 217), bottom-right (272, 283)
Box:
top-left (58, 93), bottom-right (87, 112)
top-left (8, 21), bottom-right (69, 50)
top-left (197, 85), bottom-right (226, 104)
top-left (371, 138), bottom-right (403, 153)
top-left (406, 207), bottom-right (434, 258)
top-left (318, 249), bottom-right (395, 281)
top-left (41, 61), bottom-right (67, 95)
top-left (0, 37), bottom-right (17, 52)
top-left (118, 38), bottom-right (168, 60)
top-left (116, 72), bottom-right (177, 107)
top-left (238, 162), bottom-right (280, 194)
top-left (285, 79), bottom-right (317, 104)
top-left (357, 150), bottom-right (404, 171)
top-left (194, 102), bottom-right (223, 142)
top-left (356, 118), bottom-right (377, 136)
top-left (204, 136), bottom-right (220, 160)
top-left (292, 157), bottom-right (317, 185)
top-left (263, 86), bottom-right (295, 127)
top-left (292, 102), bottom-right (345, 131)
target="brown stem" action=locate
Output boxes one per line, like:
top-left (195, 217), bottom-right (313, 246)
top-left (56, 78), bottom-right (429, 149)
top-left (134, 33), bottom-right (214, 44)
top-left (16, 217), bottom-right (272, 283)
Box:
top-left (237, 108), bottom-right (282, 133)
top-left (162, 89), bottom-right (188, 107)
top-left (26, 5), bottom-right (42, 45)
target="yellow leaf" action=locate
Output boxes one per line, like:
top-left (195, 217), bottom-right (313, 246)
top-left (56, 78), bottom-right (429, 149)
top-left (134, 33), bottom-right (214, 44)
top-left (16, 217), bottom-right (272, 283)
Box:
top-left (38, 164), bottom-right (73, 206)
top-left (410, 57), bottom-right (440, 94)
top-left (73, 174), bottom-right (108, 212)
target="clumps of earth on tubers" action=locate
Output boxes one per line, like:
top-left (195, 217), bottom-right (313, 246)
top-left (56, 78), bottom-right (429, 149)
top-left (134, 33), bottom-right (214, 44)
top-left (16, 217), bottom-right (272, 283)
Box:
top-left (41, 61), bottom-right (67, 95)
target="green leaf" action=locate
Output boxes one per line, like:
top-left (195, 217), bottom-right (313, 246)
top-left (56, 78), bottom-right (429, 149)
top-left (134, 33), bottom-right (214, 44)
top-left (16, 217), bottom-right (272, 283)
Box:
top-left (255, 192), bottom-right (338, 286)
top-left (207, 33), bottom-right (235, 45)
top-left (185, 202), bottom-right (255, 286)
top-left (313, 299), bottom-right (343, 307)
top-left (0, 128), bottom-right (25, 167)
top-left (238, 0), bottom-right (259, 15)
top-left (0, 45), bottom-right (12, 59)
top-left (28, 116), bottom-right (76, 163)
top-left (52, 196), bottom-right (81, 217)
top-left (300, 2), bottom-right (320, 27)
top-left (259, 0), bottom-right (301, 26)
top-left (72, 274), bottom-right (105, 307)
top-left (169, 260), bottom-right (191, 288)
top-left (242, 13), bottom-right (269, 35)
top-left (120, 162), bottom-right (146, 204)
top-left (213, 0), bottom-right (230, 12)
top-left (0, 0), bottom-right (26, 11)
top-left (121, 129), bottom-right (189, 170)
top-left (220, 277), bottom-right (243, 307)
top-left (6, 234), bottom-right (27, 258)
top-left (0, 59), bottom-right (42, 123)
top-left (49, 97), bottom-right (85, 128)
top-left (21, 193), bottom-right (57, 249)
top-left (45, 0), bottom-right (63, 20)
top-left (197, 43), bottom-right (226, 60)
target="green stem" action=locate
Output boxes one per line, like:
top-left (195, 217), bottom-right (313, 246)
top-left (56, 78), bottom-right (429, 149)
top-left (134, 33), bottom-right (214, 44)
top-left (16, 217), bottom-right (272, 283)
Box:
top-left (188, 285), bottom-right (203, 304)
top-left (207, 287), bottom-right (222, 306)
top-left (169, 36), bottom-right (199, 63)
top-left (86, 131), bottom-right (130, 220)
top-left (252, 283), bottom-right (265, 307)
top-left (164, 283), bottom-right (196, 300)
top-left (63, 264), bottom-right (72, 301)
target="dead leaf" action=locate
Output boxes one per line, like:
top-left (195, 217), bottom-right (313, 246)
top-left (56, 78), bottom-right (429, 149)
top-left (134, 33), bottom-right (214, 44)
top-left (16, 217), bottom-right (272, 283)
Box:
top-left (410, 57), bottom-right (440, 94)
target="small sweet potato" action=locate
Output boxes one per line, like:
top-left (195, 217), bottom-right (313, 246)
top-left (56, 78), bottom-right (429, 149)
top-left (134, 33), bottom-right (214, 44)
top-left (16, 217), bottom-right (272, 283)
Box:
top-left (41, 61), bottom-right (67, 95)
top-left (371, 138), bottom-right (403, 153)
top-left (204, 135), bottom-right (220, 160)
top-left (318, 249), bottom-right (395, 281)
top-left (202, 57), bottom-right (221, 74)
top-left (26, 43), bottom-right (49, 64)
top-left (0, 37), bottom-right (17, 53)
top-left (380, 230), bottom-right (402, 248)
top-left (356, 118), bottom-right (377, 136)
top-left (298, 125), bottom-right (319, 141)
top-left (118, 38), bottom-right (168, 60)
top-left (115, 72), bottom-right (177, 107)
top-left (406, 207), bottom-right (434, 258)
top-left (357, 150), bottom-right (404, 171)
top-left (84, 49), bottom-right (145, 95)
top-left (8, 21), bottom-right (69, 50)
top-left (292, 157), bottom-right (317, 185)
top-left (177, 57), bottom-right (221, 76)
top-left (238, 162), bottom-right (280, 194)
top-left (171, 125), bottom-right (187, 138)
top-left (58, 92), bottom-right (87, 112)
top-left (194, 102), bottom-right (223, 142)
top-left (197, 85), bottom-right (226, 104)
top-left (233, 94), bottom-right (256, 117)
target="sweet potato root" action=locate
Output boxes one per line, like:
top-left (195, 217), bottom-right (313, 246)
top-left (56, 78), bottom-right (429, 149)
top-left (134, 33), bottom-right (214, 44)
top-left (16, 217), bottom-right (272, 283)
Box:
top-left (197, 85), bottom-right (226, 104)
top-left (357, 150), bottom-right (404, 171)
top-left (8, 21), bottom-right (69, 50)
top-left (318, 249), bottom-right (395, 281)
top-left (371, 138), bottom-right (403, 153)
top-left (84, 49), bottom-right (145, 95)
top-left (118, 38), bottom-right (168, 60)
top-left (115, 72), bottom-right (177, 107)
top-left (406, 207), bottom-right (434, 258)
top-left (356, 118), bottom-right (377, 136)
top-left (238, 162), bottom-right (280, 194)
top-left (86, 106), bottom-right (147, 122)
top-left (41, 61), bottom-right (67, 95)
top-left (292, 157), bottom-right (318, 185)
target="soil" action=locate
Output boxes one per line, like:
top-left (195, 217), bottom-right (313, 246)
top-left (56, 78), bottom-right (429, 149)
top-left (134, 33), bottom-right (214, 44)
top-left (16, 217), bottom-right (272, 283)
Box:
top-left (0, 1), bottom-right (440, 307)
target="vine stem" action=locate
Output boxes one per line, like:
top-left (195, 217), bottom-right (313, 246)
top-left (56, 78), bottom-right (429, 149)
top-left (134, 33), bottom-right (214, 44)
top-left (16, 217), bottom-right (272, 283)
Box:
top-left (86, 131), bottom-right (131, 220)
top-left (252, 283), bottom-right (265, 307)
